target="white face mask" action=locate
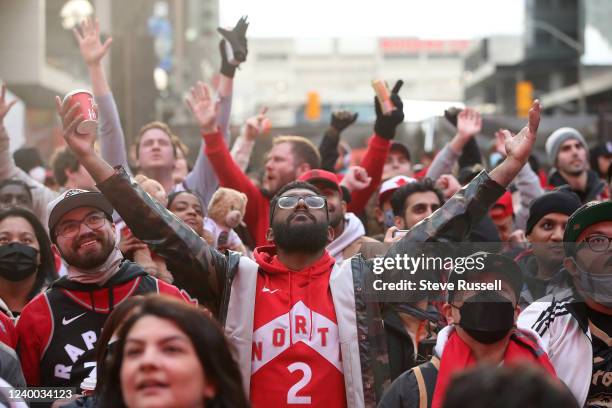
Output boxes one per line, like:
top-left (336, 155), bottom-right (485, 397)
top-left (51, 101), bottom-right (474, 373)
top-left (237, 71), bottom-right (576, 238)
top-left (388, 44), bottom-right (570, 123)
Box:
top-left (573, 257), bottom-right (612, 307)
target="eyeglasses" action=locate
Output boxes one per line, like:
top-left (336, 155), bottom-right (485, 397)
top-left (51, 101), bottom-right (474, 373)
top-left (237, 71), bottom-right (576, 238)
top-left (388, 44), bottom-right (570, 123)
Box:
top-left (578, 235), bottom-right (612, 253)
top-left (55, 212), bottom-right (107, 238)
top-left (277, 195), bottom-right (327, 210)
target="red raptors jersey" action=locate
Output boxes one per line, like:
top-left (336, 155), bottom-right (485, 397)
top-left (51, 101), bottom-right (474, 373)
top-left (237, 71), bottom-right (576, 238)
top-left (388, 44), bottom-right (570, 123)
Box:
top-left (250, 247), bottom-right (347, 407)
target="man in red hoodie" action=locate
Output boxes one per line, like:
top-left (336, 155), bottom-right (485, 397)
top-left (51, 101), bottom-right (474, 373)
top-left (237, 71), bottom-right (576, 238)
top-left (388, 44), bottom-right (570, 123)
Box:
top-left (58, 85), bottom-right (543, 406)
top-left (189, 81), bottom-right (405, 247)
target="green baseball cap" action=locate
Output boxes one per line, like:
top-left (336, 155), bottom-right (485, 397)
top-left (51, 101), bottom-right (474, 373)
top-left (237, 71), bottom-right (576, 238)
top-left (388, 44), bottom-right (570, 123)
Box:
top-left (564, 200), bottom-right (612, 254)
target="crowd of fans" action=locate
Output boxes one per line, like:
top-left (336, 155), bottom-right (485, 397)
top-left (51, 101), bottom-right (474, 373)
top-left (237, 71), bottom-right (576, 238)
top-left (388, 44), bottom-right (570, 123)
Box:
top-left (0, 15), bottom-right (610, 408)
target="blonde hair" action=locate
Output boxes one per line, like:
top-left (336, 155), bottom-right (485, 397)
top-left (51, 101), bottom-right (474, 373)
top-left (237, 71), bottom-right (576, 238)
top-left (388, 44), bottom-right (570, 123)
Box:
top-left (273, 135), bottom-right (321, 169)
top-left (133, 121), bottom-right (177, 159)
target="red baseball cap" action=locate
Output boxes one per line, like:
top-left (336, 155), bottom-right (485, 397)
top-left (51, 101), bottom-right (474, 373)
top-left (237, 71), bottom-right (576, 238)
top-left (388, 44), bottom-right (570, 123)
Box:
top-left (298, 169), bottom-right (342, 195)
top-left (489, 191), bottom-right (514, 220)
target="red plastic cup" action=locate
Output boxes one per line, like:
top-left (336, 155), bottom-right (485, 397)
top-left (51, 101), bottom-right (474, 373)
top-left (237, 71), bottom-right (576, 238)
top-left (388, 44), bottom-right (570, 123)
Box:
top-left (63, 89), bottom-right (98, 134)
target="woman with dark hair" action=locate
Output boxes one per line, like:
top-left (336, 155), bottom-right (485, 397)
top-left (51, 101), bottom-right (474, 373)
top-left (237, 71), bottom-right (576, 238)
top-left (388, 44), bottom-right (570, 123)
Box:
top-left (56, 296), bottom-right (146, 408)
top-left (0, 207), bottom-right (56, 319)
top-left (99, 295), bottom-right (249, 408)
top-left (167, 190), bottom-right (206, 238)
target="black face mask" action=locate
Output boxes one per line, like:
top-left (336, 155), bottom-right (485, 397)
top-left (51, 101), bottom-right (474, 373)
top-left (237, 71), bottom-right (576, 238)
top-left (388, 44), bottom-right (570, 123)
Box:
top-left (455, 291), bottom-right (515, 344)
top-left (0, 242), bottom-right (39, 282)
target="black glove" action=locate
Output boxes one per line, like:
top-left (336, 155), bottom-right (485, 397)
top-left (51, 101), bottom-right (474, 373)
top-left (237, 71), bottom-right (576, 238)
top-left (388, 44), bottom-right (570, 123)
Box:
top-left (331, 110), bottom-right (358, 133)
top-left (218, 16), bottom-right (249, 78)
top-left (374, 80), bottom-right (404, 140)
top-left (444, 107), bottom-right (462, 128)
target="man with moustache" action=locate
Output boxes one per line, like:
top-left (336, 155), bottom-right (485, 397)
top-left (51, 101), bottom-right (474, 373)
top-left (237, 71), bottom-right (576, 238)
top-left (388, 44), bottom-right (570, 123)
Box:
top-left (16, 188), bottom-right (188, 392)
top-left (59, 86), bottom-right (544, 406)
top-left (546, 127), bottom-right (606, 203)
top-left (519, 200), bottom-right (612, 406)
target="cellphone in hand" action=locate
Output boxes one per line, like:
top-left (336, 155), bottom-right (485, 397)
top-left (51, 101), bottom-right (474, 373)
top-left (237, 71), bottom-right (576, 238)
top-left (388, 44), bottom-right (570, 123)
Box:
top-left (392, 229), bottom-right (409, 239)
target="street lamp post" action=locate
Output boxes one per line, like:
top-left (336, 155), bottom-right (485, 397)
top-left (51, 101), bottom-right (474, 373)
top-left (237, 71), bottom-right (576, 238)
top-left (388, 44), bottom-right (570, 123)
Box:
top-left (528, 18), bottom-right (587, 114)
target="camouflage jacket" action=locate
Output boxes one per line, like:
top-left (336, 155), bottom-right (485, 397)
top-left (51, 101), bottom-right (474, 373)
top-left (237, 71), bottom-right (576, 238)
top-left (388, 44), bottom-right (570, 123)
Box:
top-left (97, 167), bottom-right (505, 407)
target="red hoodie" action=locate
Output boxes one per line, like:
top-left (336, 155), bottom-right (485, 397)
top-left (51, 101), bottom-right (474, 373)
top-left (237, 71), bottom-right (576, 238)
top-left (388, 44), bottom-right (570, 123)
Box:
top-left (250, 246), bottom-right (347, 407)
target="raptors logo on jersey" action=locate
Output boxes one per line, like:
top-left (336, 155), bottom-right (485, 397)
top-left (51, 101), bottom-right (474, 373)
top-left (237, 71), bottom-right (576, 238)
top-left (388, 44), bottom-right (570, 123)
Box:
top-left (249, 250), bottom-right (347, 407)
top-left (251, 300), bottom-right (341, 373)
top-left (16, 262), bottom-right (189, 389)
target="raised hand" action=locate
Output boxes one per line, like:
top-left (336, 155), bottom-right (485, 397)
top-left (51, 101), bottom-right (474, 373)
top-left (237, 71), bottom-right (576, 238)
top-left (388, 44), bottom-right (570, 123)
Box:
top-left (73, 17), bottom-right (112, 66)
top-left (435, 174), bottom-right (461, 199)
top-left (243, 106), bottom-right (270, 140)
top-left (443, 107), bottom-right (462, 128)
top-left (456, 108), bottom-right (482, 140)
top-left (501, 100), bottom-right (540, 166)
top-left (0, 83), bottom-right (17, 122)
top-left (374, 80), bottom-right (405, 140)
top-left (55, 96), bottom-right (96, 158)
top-left (185, 81), bottom-right (219, 133)
top-left (340, 166), bottom-right (372, 192)
top-left (489, 100), bottom-right (541, 188)
top-left (330, 110), bottom-right (358, 133)
top-left (218, 16), bottom-right (249, 77)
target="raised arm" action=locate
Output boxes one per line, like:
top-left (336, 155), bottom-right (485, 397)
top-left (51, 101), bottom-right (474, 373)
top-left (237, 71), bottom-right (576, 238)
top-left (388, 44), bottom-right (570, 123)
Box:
top-left (230, 107), bottom-right (269, 171)
top-left (186, 82), bottom-right (266, 242)
top-left (426, 108), bottom-right (482, 180)
top-left (318, 110), bottom-right (358, 172)
top-left (181, 18), bottom-right (248, 207)
top-left (491, 129), bottom-right (543, 230)
top-left (55, 95), bottom-right (229, 312)
top-left (347, 81), bottom-right (405, 213)
top-left (74, 17), bottom-right (129, 170)
top-left (388, 100), bottom-right (541, 249)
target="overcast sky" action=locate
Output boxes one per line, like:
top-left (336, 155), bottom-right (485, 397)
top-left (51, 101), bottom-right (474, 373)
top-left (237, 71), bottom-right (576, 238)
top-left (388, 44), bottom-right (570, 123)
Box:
top-left (220, 0), bottom-right (524, 39)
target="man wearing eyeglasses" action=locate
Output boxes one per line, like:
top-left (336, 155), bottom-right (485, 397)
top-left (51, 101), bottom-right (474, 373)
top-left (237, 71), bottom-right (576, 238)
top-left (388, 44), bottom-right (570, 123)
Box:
top-left (518, 200), bottom-right (612, 406)
top-left (15, 188), bottom-right (189, 393)
top-left (55, 84), bottom-right (542, 406)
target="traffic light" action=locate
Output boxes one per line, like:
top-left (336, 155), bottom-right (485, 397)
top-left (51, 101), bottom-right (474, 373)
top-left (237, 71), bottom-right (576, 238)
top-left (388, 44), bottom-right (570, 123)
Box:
top-left (305, 91), bottom-right (321, 121)
top-left (516, 81), bottom-right (533, 118)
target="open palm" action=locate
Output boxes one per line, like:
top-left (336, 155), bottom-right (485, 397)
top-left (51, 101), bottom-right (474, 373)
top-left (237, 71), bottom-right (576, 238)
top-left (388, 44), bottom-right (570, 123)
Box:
top-left (457, 108), bottom-right (482, 138)
top-left (186, 81), bottom-right (218, 131)
top-left (74, 17), bottom-right (112, 66)
top-left (502, 100), bottom-right (541, 164)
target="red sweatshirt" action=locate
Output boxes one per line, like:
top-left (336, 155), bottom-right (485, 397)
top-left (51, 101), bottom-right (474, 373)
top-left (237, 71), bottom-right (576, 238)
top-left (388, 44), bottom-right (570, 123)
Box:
top-left (346, 135), bottom-right (390, 214)
top-left (0, 312), bottom-right (16, 349)
top-left (204, 130), bottom-right (270, 247)
top-left (203, 130), bottom-right (390, 246)
top-left (250, 246), bottom-right (346, 407)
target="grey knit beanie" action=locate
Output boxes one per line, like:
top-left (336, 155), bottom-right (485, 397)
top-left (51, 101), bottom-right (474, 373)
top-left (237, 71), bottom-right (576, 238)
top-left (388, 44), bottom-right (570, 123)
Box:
top-left (545, 127), bottom-right (588, 166)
